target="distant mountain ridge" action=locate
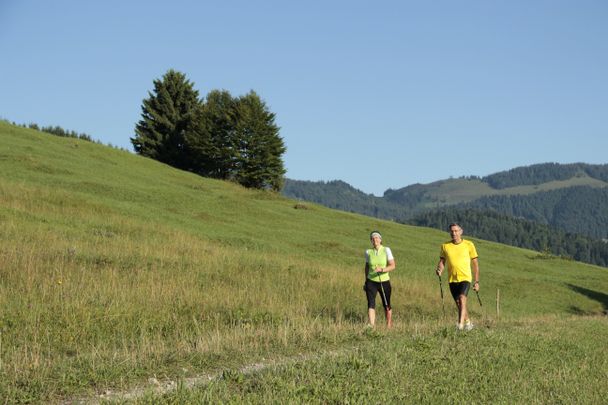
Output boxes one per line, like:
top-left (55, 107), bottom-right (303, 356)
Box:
top-left (282, 179), bottom-right (407, 221)
top-left (282, 162), bottom-right (608, 239)
top-left (464, 185), bottom-right (608, 240)
top-left (382, 162), bottom-right (608, 209)
top-left (283, 163), bottom-right (608, 227)
top-left (481, 162), bottom-right (608, 189)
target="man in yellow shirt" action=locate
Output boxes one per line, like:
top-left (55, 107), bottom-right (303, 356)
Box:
top-left (436, 223), bottom-right (480, 331)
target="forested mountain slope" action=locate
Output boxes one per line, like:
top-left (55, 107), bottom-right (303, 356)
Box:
top-left (283, 163), bottom-right (608, 237)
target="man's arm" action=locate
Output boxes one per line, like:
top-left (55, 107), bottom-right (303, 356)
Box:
top-left (436, 257), bottom-right (445, 276)
top-left (472, 257), bottom-right (480, 291)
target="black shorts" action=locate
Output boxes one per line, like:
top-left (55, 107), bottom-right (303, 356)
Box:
top-left (449, 281), bottom-right (471, 300)
top-left (365, 279), bottom-right (391, 310)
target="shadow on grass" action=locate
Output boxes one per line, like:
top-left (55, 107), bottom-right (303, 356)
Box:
top-left (567, 284), bottom-right (608, 314)
top-left (341, 310), bottom-right (366, 323)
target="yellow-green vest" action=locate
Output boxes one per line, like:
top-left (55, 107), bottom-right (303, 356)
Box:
top-left (367, 246), bottom-right (390, 282)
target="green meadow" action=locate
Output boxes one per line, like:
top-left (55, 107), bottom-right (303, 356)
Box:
top-left (0, 121), bottom-right (607, 404)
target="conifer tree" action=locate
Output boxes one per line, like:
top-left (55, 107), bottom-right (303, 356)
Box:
top-left (132, 71), bottom-right (286, 191)
top-left (233, 91), bottom-right (286, 191)
top-left (192, 90), bottom-right (238, 179)
top-left (131, 69), bottom-right (205, 170)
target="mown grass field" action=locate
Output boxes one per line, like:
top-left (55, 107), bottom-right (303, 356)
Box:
top-left (1, 121), bottom-right (607, 404)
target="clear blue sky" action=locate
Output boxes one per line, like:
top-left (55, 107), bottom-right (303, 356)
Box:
top-left (2, 1), bottom-right (607, 196)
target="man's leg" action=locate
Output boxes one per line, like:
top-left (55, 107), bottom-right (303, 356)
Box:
top-left (459, 295), bottom-right (468, 328)
top-left (451, 282), bottom-right (471, 330)
top-left (454, 298), bottom-right (463, 329)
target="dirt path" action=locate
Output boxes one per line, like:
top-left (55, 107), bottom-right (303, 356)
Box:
top-left (64, 350), bottom-right (342, 404)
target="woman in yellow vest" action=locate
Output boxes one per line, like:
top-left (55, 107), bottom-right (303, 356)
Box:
top-left (364, 231), bottom-right (396, 328)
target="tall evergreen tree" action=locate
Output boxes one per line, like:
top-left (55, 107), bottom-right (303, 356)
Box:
top-left (233, 91), bottom-right (286, 191)
top-left (192, 90), bottom-right (238, 179)
top-left (131, 69), bottom-right (205, 170)
top-left (132, 71), bottom-right (286, 191)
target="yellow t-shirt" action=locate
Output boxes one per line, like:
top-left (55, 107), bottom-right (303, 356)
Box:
top-left (440, 240), bottom-right (478, 283)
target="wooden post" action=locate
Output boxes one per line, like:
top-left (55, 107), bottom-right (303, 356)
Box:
top-left (496, 288), bottom-right (500, 320)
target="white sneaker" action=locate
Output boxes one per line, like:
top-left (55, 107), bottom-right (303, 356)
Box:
top-left (464, 321), bottom-right (474, 331)
top-left (456, 323), bottom-right (464, 331)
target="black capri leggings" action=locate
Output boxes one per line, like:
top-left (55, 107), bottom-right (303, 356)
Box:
top-left (365, 279), bottom-right (392, 310)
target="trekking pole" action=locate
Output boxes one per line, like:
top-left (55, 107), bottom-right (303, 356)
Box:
top-left (437, 274), bottom-right (446, 318)
top-left (377, 271), bottom-right (389, 311)
top-left (475, 290), bottom-right (483, 307)
top-left (376, 270), bottom-right (391, 328)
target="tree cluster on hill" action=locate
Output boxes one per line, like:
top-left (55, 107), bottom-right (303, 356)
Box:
top-left (131, 70), bottom-right (286, 191)
top-left (28, 123), bottom-right (94, 142)
top-left (17, 122), bottom-right (95, 142)
top-left (409, 207), bottom-right (608, 268)
top-left (4, 119), bottom-right (127, 150)
top-left (482, 162), bottom-right (608, 189)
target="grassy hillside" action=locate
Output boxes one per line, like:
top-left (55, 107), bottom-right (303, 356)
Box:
top-left (1, 121), bottom-right (607, 403)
